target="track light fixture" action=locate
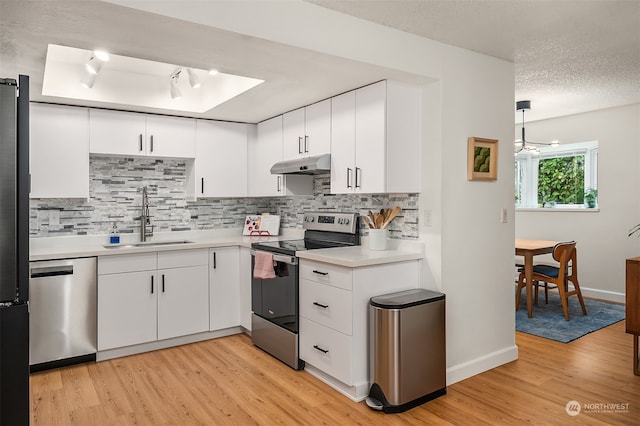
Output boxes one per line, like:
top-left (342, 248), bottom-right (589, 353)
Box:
top-left (85, 56), bottom-right (102, 75)
top-left (186, 68), bottom-right (201, 88)
top-left (515, 100), bottom-right (560, 154)
top-left (169, 67), bottom-right (202, 99)
top-left (80, 72), bottom-right (96, 89)
top-left (170, 72), bottom-right (182, 100)
top-left (81, 50), bottom-right (109, 88)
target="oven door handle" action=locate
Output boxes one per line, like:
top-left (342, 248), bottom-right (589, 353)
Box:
top-left (250, 250), bottom-right (298, 265)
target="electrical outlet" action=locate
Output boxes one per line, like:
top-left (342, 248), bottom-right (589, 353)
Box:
top-left (49, 210), bottom-right (60, 226)
top-left (423, 209), bottom-right (432, 227)
top-left (500, 208), bottom-right (508, 223)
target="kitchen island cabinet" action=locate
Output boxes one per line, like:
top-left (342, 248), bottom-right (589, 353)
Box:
top-left (30, 103), bottom-right (90, 199)
top-left (330, 80), bottom-right (421, 194)
top-left (299, 258), bottom-right (420, 401)
top-left (89, 109), bottom-right (196, 158)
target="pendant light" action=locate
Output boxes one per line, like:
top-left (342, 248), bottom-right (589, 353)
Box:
top-left (515, 100), bottom-right (559, 154)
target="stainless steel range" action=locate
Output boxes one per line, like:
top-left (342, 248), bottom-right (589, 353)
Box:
top-left (250, 212), bottom-right (359, 369)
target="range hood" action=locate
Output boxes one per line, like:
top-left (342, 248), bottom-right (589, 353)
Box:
top-left (270, 153), bottom-right (331, 175)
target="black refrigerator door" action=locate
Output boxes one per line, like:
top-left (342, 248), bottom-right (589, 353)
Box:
top-left (0, 303), bottom-right (29, 425)
top-left (17, 74), bottom-right (29, 304)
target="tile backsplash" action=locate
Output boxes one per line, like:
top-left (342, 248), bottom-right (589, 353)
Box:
top-left (30, 157), bottom-right (419, 239)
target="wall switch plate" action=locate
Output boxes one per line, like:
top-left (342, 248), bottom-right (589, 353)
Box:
top-left (423, 209), bottom-right (432, 227)
top-left (500, 208), bottom-right (508, 223)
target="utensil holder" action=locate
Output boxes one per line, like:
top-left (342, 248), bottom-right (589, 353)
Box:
top-left (369, 229), bottom-right (388, 251)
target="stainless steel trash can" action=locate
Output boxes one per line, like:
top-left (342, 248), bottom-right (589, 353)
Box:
top-left (366, 288), bottom-right (446, 413)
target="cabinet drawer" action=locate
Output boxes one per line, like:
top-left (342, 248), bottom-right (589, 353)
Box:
top-left (300, 318), bottom-right (352, 385)
top-left (98, 253), bottom-right (157, 275)
top-left (300, 261), bottom-right (352, 290)
top-left (300, 280), bottom-right (352, 335)
top-left (158, 249), bottom-right (209, 269)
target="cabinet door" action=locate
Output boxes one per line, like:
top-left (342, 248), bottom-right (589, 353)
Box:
top-left (239, 247), bottom-right (252, 331)
top-left (304, 99), bottom-right (331, 157)
top-left (97, 271), bottom-right (157, 350)
top-left (146, 115), bottom-right (196, 158)
top-left (157, 265), bottom-right (209, 340)
top-left (249, 116), bottom-right (284, 196)
top-left (330, 91), bottom-right (356, 194)
top-left (30, 104), bottom-right (89, 198)
top-left (195, 120), bottom-right (248, 198)
top-left (355, 82), bottom-right (386, 193)
top-left (210, 247), bottom-right (241, 330)
top-left (89, 109), bottom-right (147, 156)
top-left (282, 107), bottom-right (305, 160)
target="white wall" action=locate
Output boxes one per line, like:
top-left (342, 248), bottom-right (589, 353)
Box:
top-left (515, 104), bottom-right (640, 302)
top-left (109, 0), bottom-right (517, 385)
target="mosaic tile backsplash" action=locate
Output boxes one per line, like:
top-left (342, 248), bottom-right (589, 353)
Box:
top-left (30, 157), bottom-right (419, 239)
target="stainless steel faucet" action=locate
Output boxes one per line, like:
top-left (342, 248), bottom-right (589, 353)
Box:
top-left (141, 186), bottom-right (154, 241)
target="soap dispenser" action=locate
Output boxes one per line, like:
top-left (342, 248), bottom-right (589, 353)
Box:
top-left (109, 222), bottom-right (120, 244)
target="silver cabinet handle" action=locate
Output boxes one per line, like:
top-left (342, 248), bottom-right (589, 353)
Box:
top-left (304, 135), bottom-right (309, 153)
top-left (139, 134), bottom-right (143, 152)
top-left (277, 176), bottom-right (282, 192)
top-left (347, 168), bottom-right (352, 188)
top-left (150, 135), bottom-right (154, 152)
top-left (355, 167), bottom-right (362, 188)
top-left (298, 136), bottom-right (302, 154)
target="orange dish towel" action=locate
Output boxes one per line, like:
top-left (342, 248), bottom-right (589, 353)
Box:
top-left (253, 251), bottom-right (276, 279)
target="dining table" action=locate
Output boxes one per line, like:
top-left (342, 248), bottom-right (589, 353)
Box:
top-left (515, 239), bottom-right (559, 318)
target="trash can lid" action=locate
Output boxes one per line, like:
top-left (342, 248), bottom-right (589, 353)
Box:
top-left (370, 288), bottom-right (445, 309)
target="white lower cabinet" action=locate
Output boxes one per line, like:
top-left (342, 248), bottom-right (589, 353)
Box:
top-left (299, 259), bottom-right (420, 400)
top-left (97, 249), bottom-right (209, 351)
top-left (239, 247), bottom-right (252, 331)
top-left (209, 246), bottom-right (241, 331)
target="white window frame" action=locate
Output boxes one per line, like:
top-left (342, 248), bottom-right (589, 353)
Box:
top-left (515, 141), bottom-right (598, 209)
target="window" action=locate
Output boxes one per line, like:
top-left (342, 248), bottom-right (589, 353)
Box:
top-left (515, 141), bottom-right (598, 209)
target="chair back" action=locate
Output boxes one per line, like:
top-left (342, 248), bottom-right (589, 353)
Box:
top-left (552, 241), bottom-right (576, 271)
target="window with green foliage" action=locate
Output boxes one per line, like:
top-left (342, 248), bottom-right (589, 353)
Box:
top-left (515, 141), bottom-right (598, 209)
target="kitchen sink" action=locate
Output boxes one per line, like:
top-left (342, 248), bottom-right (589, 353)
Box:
top-left (103, 240), bottom-right (194, 249)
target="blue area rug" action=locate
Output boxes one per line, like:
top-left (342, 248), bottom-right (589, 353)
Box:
top-left (516, 289), bottom-right (625, 343)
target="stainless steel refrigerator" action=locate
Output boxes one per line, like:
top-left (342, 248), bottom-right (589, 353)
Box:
top-left (0, 75), bottom-right (30, 425)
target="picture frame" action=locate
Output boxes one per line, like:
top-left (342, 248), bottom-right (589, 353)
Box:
top-left (467, 137), bottom-right (498, 181)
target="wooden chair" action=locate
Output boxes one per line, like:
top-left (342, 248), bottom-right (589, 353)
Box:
top-left (516, 241), bottom-right (587, 321)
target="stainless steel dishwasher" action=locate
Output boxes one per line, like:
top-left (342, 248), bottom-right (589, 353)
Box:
top-left (29, 257), bottom-right (97, 371)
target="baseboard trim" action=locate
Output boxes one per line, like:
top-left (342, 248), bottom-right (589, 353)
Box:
top-left (579, 287), bottom-right (625, 304)
top-left (446, 344), bottom-right (518, 386)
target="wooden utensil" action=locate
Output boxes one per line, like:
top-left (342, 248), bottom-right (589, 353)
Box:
top-left (363, 216), bottom-right (374, 229)
top-left (368, 210), bottom-right (376, 227)
top-left (375, 214), bottom-right (384, 229)
top-left (382, 206), bottom-right (401, 229)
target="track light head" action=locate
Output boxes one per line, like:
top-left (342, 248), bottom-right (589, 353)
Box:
top-left (80, 72), bottom-right (96, 89)
top-left (85, 56), bottom-right (102, 75)
top-left (93, 50), bottom-right (110, 62)
top-left (170, 74), bottom-right (182, 100)
top-left (186, 68), bottom-right (201, 88)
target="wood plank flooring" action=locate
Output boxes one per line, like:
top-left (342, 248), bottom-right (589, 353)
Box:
top-left (31, 321), bottom-right (639, 425)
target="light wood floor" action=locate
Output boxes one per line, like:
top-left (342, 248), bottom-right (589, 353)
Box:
top-left (31, 321), bottom-right (639, 425)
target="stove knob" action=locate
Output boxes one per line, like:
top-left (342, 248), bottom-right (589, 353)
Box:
top-left (305, 216), bottom-right (314, 223)
top-left (344, 218), bottom-right (350, 225)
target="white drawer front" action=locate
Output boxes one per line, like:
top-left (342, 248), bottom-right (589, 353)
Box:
top-left (300, 280), bottom-right (352, 335)
top-left (300, 317), bottom-right (352, 385)
top-left (300, 260), bottom-right (352, 290)
top-left (98, 253), bottom-right (157, 275)
top-left (157, 249), bottom-right (209, 269)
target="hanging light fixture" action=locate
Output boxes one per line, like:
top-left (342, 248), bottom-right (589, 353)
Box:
top-left (186, 68), bottom-right (201, 88)
top-left (515, 100), bottom-right (560, 154)
top-left (169, 71), bottom-right (182, 100)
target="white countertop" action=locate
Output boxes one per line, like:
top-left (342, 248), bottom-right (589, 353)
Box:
top-left (29, 229), bottom-right (303, 261)
top-left (296, 243), bottom-right (424, 267)
top-left (30, 229), bottom-right (424, 267)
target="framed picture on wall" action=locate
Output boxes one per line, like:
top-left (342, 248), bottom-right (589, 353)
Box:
top-left (467, 137), bottom-right (498, 181)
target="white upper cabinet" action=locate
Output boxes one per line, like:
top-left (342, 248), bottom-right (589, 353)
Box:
top-left (89, 109), bottom-right (196, 159)
top-left (282, 99), bottom-right (331, 160)
top-left (195, 120), bottom-right (248, 198)
top-left (30, 103), bottom-right (90, 199)
top-left (249, 115), bottom-right (284, 196)
top-left (330, 80), bottom-right (421, 194)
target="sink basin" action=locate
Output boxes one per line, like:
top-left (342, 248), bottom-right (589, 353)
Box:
top-left (103, 240), bottom-right (194, 249)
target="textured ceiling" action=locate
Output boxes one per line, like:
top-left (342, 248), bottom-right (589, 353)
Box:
top-left (305, 0), bottom-right (640, 121)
